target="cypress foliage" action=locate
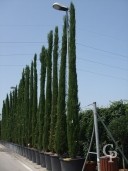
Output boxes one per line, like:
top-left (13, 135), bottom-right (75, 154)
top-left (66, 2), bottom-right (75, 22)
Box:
top-left (12, 87), bottom-right (18, 143)
top-left (55, 18), bottom-right (67, 155)
top-left (67, 3), bottom-right (79, 158)
top-left (43, 31), bottom-right (53, 151)
top-left (17, 70), bottom-right (25, 145)
top-left (24, 66), bottom-right (30, 145)
top-left (29, 61), bottom-right (34, 146)
top-left (1, 101), bottom-right (6, 140)
top-left (5, 95), bottom-right (10, 141)
top-left (38, 46), bottom-right (46, 150)
top-left (9, 92), bottom-right (13, 142)
top-left (32, 54), bottom-right (38, 147)
top-left (49, 26), bottom-right (59, 152)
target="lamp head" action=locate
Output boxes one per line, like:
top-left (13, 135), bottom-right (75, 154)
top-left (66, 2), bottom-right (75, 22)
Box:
top-left (53, 2), bottom-right (68, 11)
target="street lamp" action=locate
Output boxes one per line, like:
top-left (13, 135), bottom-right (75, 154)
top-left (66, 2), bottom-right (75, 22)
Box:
top-left (53, 2), bottom-right (68, 11)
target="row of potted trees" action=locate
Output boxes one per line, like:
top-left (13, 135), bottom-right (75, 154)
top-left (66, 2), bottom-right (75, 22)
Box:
top-left (1, 3), bottom-right (94, 171)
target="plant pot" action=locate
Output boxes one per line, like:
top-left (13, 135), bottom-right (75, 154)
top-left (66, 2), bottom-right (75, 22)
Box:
top-left (40, 152), bottom-right (46, 168)
top-left (60, 157), bottom-right (85, 171)
top-left (100, 156), bottom-right (118, 171)
top-left (51, 155), bottom-right (61, 171)
top-left (35, 150), bottom-right (40, 165)
top-left (28, 148), bottom-right (32, 161)
top-left (44, 153), bottom-right (52, 171)
top-left (32, 149), bottom-right (36, 163)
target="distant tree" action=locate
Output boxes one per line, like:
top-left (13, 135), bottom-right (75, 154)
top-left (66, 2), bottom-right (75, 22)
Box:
top-left (17, 70), bottom-right (25, 145)
top-left (49, 27), bottom-right (59, 152)
top-left (67, 2), bottom-right (79, 158)
top-left (55, 18), bottom-right (67, 155)
top-left (1, 101), bottom-right (6, 140)
top-left (10, 86), bottom-right (17, 143)
top-left (24, 66), bottom-right (30, 145)
top-left (38, 46), bottom-right (46, 150)
top-left (32, 54), bottom-right (38, 147)
top-left (43, 31), bottom-right (53, 151)
top-left (29, 61), bottom-right (34, 146)
top-left (5, 94), bottom-right (10, 141)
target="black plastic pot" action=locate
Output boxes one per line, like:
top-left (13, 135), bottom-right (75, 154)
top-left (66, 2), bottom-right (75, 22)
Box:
top-left (51, 155), bottom-right (61, 171)
top-left (32, 149), bottom-right (36, 163)
top-left (28, 148), bottom-right (32, 161)
top-left (60, 158), bottom-right (85, 171)
top-left (44, 153), bottom-right (52, 171)
top-left (35, 150), bottom-right (40, 165)
top-left (40, 152), bottom-right (46, 168)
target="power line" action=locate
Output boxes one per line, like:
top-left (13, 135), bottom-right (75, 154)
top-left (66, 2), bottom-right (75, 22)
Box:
top-left (0, 54), bottom-right (33, 56)
top-left (78, 57), bottom-right (128, 72)
top-left (77, 42), bottom-right (128, 60)
top-left (0, 41), bottom-right (44, 44)
top-left (77, 27), bottom-right (128, 43)
top-left (0, 24), bottom-right (53, 27)
top-left (77, 68), bottom-right (128, 82)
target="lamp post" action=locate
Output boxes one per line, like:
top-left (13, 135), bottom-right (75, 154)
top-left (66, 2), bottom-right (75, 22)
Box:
top-left (53, 2), bottom-right (69, 83)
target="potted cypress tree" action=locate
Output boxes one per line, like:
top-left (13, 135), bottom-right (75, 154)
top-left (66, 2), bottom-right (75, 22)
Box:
top-left (38, 46), bottom-right (46, 167)
top-left (51, 18), bottom-right (68, 171)
top-left (60, 3), bottom-right (84, 171)
top-left (49, 26), bottom-right (62, 171)
top-left (43, 31), bottom-right (53, 171)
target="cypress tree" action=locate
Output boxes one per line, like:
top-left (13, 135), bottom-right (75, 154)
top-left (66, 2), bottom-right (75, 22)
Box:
top-left (21, 69), bottom-right (26, 145)
top-left (5, 94), bottom-right (10, 141)
top-left (32, 54), bottom-right (38, 147)
top-left (55, 18), bottom-right (67, 155)
top-left (49, 27), bottom-right (59, 152)
top-left (1, 101), bottom-right (6, 140)
top-left (24, 66), bottom-right (30, 145)
top-left (17, 70), bottom-right (25, 145)
top-left (38, 46), bottom-right (46, 150)
top-left (67, 3), bottom-right (79, 158)
top-left (43, 31), bottom-right (53, 151)
top-left (29, 61), bottom-right (34, 146)
top-left (12, 87), bottom-right (18, 143)
top-left (9, 92), bottom-right (13, 142)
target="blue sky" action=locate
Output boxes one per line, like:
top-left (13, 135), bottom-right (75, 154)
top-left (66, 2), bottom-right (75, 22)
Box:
top-left (0, 0), bottom-right (128, 113)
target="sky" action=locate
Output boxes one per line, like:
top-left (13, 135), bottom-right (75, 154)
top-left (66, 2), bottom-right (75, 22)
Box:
top-left (0, 0), bottom-right (128, 113)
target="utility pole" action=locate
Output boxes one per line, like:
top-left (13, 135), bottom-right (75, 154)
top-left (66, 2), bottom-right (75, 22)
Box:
top-left (93, 102), bottom-right (100, 171)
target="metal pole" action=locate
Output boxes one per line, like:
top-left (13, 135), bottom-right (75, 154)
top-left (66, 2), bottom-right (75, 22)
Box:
top-left (93, 102), bottom-right (100, 171)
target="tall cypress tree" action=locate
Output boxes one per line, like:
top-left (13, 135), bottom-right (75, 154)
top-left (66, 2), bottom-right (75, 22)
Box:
top-left (18, 70), bottom-right (25, 145)
top-left (32, 54), bottom-right (38, 147)
top-left (67, 2), bottom-right (79, 158)
top-left (24, 66), bottom-right (30, 145)
top-left (10, 86), bottom-right (17, 143)
top-left (9, 92), bottom-right (13, 142)
top-left (1, 101), bottom-right (6, 140)
top-left (55, 18), bottom-right (67, 155)
top-left (38, 46), bottom-right (46, 150)
top-left (49, 27), bottom-right (59, 152)
top-left (29, 61), bottom-right (34, 146)
top-left (6, 95), bottom-right (10, 141)
top-left (43, 31), bottom-right (53, 151)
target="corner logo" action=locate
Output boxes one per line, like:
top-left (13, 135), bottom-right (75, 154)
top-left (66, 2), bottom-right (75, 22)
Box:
top-left (103, 144), bottom-right (117, 162)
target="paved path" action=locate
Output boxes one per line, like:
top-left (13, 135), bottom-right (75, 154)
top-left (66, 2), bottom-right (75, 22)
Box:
top-left (0, 144), bottom-right (46, 171)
